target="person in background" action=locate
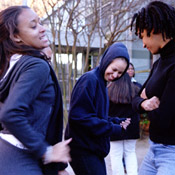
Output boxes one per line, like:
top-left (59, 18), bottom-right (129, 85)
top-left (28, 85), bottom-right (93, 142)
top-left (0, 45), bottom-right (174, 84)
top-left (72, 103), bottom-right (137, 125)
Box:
top-left (125, 63), bottom-right (142, 173)
top-left (127, 63), bottom-right (142, 88)
top-left (0, 6), bottom-right (71, 175)
top-left (65, 42), bottom-right (131, 175)
top-left (108, 73), bottom-right (140, 175)
top-left (131, 1), bottom-right (175, 175)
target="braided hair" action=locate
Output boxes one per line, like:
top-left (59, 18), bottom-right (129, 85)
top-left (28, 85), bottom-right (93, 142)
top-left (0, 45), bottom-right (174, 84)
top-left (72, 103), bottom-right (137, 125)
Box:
top-left (131, 1), bottom-right (175, 40)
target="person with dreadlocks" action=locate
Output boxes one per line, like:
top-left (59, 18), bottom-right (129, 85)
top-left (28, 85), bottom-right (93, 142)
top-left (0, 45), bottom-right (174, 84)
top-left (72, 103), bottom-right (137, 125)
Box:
top-left (131, 1), bottom-right (175, 175)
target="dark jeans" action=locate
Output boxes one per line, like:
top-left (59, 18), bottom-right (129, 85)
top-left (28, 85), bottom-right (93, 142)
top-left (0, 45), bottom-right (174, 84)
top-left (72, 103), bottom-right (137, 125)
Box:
top-left (70, 151), bottom-right (107, 175)
top-left (0, 138), bottom-right (43, 175)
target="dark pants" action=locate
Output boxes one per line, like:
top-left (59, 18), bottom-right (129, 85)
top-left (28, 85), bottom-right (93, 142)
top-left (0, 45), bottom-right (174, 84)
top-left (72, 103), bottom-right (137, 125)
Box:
top-left (70, 151), bottom-right (107, 175)
top-left (0, 138), bottom-right (43, 175)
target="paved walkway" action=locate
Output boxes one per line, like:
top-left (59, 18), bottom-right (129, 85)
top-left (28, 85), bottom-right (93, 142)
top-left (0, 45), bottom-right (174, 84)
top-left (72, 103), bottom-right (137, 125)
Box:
top-left (136, 135), bottom-right (149, 168)
top-left (65, 135), bottom-right (149, 175)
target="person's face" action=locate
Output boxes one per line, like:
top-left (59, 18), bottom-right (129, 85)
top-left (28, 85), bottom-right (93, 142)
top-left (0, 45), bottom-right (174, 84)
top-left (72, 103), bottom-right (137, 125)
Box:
top-left (14, 8), bottom-right (49, 49)
top-left (140, 29), bottom-right (170, 54)
top-left (104, 58), bottom-right (127, 82)
top-left (127, 64), bottom-right (135, 78)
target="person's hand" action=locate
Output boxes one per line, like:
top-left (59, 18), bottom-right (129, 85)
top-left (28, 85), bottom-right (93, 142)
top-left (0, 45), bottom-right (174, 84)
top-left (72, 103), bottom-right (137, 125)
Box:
top-left (120, 118), bottom-right (131, 130)
top-left (141, 96), bottom-right (160, 111)
top-left (43, 138), bottom-right (72, 164)
top-left (58, 170), bottom-right (70, 175)
top-left (140, 88), bottom-right (147, 99)
top-left (51, 138), bottom-right (72, 163)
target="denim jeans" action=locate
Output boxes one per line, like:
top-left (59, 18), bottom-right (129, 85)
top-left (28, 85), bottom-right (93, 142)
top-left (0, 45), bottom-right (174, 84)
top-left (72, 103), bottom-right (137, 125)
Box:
top-left (139, 140), bottom-right (175, 175)
top-left (70, 151), bottom-right (107, 175)
top-left (109, 140), bottom-right (138, 175)
top-left (0, 138), bottom-right (43, 175)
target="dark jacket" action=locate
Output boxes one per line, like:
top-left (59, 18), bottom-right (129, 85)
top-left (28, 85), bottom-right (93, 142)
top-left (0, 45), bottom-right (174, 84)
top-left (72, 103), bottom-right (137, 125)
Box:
top-left (132, 40), bottom-right (175, 145)
top-left (65, 42), bottom-right (130, 158)
top-left (108, 73), bottom-right (140, 141)
top-left (109, 102), bottom-right (140, 141)
top-left (133, 80), bottom-right (142, 89)
top-left (0, 55), bottom-right (65, 174)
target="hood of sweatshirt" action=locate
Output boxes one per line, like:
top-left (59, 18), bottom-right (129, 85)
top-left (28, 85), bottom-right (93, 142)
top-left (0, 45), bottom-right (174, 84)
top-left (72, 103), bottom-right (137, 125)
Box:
top-left (99, 42), bottom-right (130, 81)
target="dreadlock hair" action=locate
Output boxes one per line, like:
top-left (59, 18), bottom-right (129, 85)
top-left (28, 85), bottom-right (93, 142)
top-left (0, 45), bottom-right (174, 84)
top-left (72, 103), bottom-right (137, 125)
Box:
top-left (131, 1), bottom-right (175, 40)
top-left (108, 73), bottom-right (140, 104)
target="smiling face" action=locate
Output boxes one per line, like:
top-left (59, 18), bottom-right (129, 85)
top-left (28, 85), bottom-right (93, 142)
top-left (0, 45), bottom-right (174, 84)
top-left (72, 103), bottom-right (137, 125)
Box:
top-left (14, 8), bottom-right (49, 49)
top-left (104, 58), bottom-right (128, 82)
top-left (140, 29), bottom-right (171, 54)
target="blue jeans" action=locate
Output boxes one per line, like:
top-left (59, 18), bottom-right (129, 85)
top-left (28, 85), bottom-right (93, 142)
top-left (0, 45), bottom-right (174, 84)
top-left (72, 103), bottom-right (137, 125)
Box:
top-left (139, 140), bottom-right (175, 175)
top-left (70, 151), bottom-right (107, 175)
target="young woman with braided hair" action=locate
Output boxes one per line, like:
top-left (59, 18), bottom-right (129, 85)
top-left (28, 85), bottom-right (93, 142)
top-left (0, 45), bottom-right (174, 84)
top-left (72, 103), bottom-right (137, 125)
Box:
top-left (131, 1), bottom-right (175, 175)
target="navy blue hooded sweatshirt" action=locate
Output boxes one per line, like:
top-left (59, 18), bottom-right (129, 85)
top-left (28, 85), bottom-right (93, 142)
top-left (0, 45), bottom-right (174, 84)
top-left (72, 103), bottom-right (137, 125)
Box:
top-left (65, 42), bottom-right (130, 158)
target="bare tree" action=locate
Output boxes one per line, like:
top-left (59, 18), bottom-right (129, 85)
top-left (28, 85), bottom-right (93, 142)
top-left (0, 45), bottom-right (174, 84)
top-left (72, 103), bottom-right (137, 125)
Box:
top-left (0, 0), bottom-right (152, 125)
top-left (0, 0), bottom-right (23, 10)
top-left (38, 0), bottom-right (153, 125)
top-left (96, 0), bottom-right (150, 51)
